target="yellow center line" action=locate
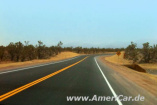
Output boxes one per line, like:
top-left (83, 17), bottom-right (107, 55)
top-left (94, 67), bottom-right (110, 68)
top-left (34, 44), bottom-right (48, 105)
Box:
top-left (0, 56), bottom-right (88, 102)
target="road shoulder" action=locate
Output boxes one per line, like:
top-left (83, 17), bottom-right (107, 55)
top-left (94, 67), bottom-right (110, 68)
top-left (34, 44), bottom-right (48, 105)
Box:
top-left (0, 52), bottom-right (80, 72)
top-left (97, 56), bottom-right (157, 105)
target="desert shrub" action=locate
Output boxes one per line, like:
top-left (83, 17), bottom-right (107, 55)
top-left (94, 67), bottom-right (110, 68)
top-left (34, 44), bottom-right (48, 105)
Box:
top-left (125, 42), bottom-right (157, 63)
top-left (141, 43), bottom-right (157, 63)
top-left (0, 41), bottom-right (64, 62)
top-left (7, 42), bottom-right (16, 61)
top-left (0, 46), bottom-right (5, 61)
top-left (125, 42), bottom-right (138, 63)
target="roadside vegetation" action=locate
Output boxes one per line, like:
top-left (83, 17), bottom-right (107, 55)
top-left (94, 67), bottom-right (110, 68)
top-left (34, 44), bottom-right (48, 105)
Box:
top-left (125, 42), bottom-right (157, 63)
top-left (0, 41), bottom-right (123, 62)
top-left (63, 47), bottom-right (124, 54)
top-left (0, 41), bottom-right (63, 62)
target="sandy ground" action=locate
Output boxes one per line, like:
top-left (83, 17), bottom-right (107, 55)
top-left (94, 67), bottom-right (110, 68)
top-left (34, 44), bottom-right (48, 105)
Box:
top-left (105, 51), bottom-right (157, 70)
top-left (99, 56), bottom-right (157, 96)
top-left (0, 52), bottom-right (80, 71)
top-left (105, 51), bottom-right (131, 65)
top-left (139, 64), bottom-right (157, 70)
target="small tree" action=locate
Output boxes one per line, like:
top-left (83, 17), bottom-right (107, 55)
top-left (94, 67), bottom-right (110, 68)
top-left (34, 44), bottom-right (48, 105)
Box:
top-left (152, 44), bottom-right (157, 62)
top-left (0, 46), bottom-right (5, 61)
top-left (7, 42), bottom-right (16, 61)
top-left (142, 42), bottom-right (153, 63)
top-left (37, 41), bottom-right (45, 59)
top-left (57, 41), bottom-right (63, 53)
top-left (15, 41), bottom-right (24, 61)
top-left (21, 41), bottom-right (36, 61)
top-left (125, 42), bottom-right (138, 63)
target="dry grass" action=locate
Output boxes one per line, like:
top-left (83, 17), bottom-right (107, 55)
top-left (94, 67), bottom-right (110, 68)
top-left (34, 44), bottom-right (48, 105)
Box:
top-left (0, 51), bottom-right (80, 71)
top-left (105, 51), bottom-right (132, 65)
top-left (101, 52), bottom-right (157, 96)
top-left (105, 51), bottom-right (157, 70)
top-left (139, 64), bottom-right (157, 70)
top-left (99, 57), bottom-right (157, 96)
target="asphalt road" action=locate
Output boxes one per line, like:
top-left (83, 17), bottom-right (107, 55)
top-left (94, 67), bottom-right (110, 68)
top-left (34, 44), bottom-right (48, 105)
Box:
top-left (0, 54), bottom-right (155, 105)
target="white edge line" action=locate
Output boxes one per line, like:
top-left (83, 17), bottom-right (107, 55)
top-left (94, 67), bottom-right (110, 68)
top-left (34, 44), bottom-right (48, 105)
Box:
top-left (94, 57), bottom-right (123, 105)
top-left (0, 56), bottom-right (81, 75)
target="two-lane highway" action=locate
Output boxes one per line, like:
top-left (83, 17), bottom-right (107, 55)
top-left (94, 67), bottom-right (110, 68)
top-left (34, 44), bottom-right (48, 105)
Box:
top-left (0, 54), bottom-right (151, 105)
top-left (0, 55), bottom-right (120, 105)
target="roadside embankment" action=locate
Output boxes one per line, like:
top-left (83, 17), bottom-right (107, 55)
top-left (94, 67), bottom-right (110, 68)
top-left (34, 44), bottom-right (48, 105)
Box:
top-left (0, 52), bottom-right (80, 71)
top-left (105, 51), bottom-right (157, 74)
top-left (99, 53), bottom-right (157, 96)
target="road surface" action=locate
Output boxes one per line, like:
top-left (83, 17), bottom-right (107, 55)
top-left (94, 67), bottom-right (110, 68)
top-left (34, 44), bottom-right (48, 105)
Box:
top-left (0, 54), bottom-right (155, 105)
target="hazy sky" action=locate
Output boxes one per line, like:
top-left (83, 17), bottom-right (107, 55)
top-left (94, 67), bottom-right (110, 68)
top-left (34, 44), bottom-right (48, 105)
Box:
top-left (0, 0), bottom-right (157, 48)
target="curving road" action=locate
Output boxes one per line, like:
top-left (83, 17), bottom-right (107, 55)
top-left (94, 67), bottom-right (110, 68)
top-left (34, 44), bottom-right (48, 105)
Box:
top-left (0, 55), bottom-right (156, 105)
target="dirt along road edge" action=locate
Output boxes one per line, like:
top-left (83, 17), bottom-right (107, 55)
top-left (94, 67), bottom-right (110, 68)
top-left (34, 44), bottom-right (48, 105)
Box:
top-left (0, 52), bottom-right (80, 72)
top-left (98, 56), bottom-right (157, 96)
